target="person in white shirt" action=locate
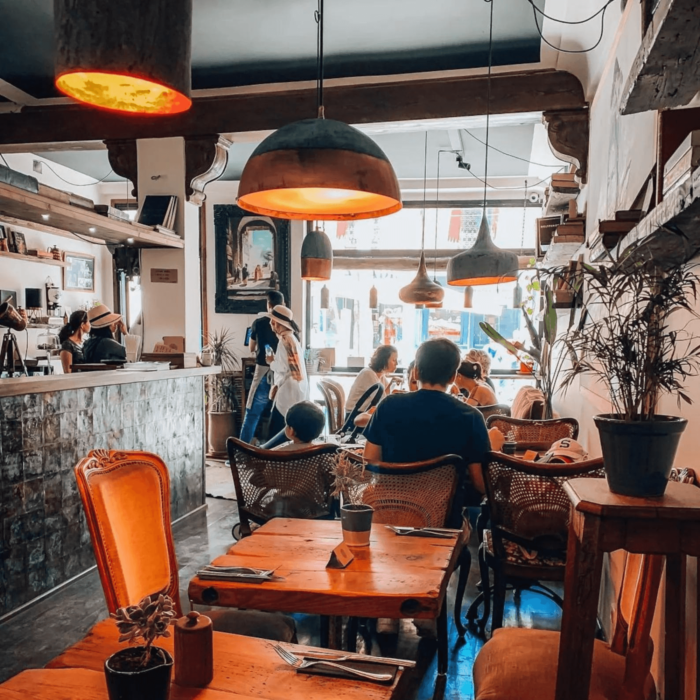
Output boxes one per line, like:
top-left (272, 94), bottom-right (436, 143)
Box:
top-left (345, 345), bottom-right (398, 417)
top-left (263, 305), bottom-right (309, 448)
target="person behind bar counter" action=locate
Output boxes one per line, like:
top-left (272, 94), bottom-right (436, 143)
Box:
top-left (59, 310), bottom-right (90, 374)
top-left (83, 304), bottom-right (127, 364)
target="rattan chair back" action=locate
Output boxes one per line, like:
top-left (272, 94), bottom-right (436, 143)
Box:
top-left (477, 404), bottom-right (511, 421)
top-left (486, 416), bottom-right (579, 445)
top-left (318, 378), bottom-right (345, 433)
top-left (482, 451), bottom-right (604, 553)
top-left (360, 454), bottom-right (465, 528)
top-left (227, 437), bottom-right (338, 537)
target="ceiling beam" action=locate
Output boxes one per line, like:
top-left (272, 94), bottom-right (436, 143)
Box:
top-left (0, 69), bottom-right (585, 147)
top-left (0, 79), bottom-right (38, 106)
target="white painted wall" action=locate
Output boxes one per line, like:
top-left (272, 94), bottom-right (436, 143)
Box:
top-left (0, 153), bottom-right (114, 362)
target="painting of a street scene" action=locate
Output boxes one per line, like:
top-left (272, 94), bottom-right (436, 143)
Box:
top-left (214, 205), bottom-right (290, 314)
top-left (227, 225), bottom-right (278, 291)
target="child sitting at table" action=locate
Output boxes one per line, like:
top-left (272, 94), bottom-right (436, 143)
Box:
top-left (273, 400), bottom-right (326, 451)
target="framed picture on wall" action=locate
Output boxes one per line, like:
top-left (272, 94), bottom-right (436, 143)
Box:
top-left (213, 204), bottom-right (291, 314)
top-left (63, 251), bottom-right (96, 292)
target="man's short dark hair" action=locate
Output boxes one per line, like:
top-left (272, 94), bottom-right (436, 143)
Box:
top-left (267, 291), bottom-right (284, 307)
top-left (414, 338), bottom-right (461, 386)
top-left (285, 401), bottom-right (325, 442)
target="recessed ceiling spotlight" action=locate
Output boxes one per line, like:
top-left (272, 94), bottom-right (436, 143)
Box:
top-left (89, 227), bottom-right (96, 233)
top-left (42, 214), bottom-right (50, 220)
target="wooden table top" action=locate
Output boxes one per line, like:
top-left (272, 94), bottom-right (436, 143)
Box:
top-left (27, 618), bottom-right (413, 700)
top-left (564, 478), bottom-right (700, 519)
top-left (188, 518), bottom-right (463, 619)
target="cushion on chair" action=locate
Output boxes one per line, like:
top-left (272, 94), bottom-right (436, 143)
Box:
top-left (207, 609), bottom-right (297, 643)
top-left (473, 628), bottom-right (655, 700)
top-left (484, 530), bottom-right (565, 568)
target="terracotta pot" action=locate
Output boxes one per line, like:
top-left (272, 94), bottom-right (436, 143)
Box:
top-left (594, 414), bottom-right (687, 497)
top-left (208, 411), bottom-right (237, 454)
top-left (340, 504), bottom-right (374, 547)
top-left (104, 646), bottom-right (172, 700)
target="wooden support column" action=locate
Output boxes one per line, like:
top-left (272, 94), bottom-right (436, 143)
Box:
top-left (542, 109), bottom-right (589, 184)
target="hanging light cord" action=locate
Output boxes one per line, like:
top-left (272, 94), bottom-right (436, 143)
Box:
top-left (433, 150), bottom-right (447, 281)
top-left (314, 0), bottom-right (325, 118)
top-left (520, 179), bottom-right (528, 255)
top-left (482, 0), bottom-right (494, 214)
top-left (421, 131), bottom-right (429, 252)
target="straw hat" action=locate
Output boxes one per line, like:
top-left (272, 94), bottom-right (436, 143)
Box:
top-left (267, 305), bottom-right (296, 332)
top-left (88, 304), bottom-right (121, 329)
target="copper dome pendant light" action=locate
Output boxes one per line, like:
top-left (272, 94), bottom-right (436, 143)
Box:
top-left (399, 133), bottom-right (445, 307)
top-left (446, 0), bottom-right (518, 287)
top-left (54, 0), bottom-right (192, 115)
top-left (301, 223), bottom-right (333, 281)
top-left (237, 1), bottom-right (401, 221)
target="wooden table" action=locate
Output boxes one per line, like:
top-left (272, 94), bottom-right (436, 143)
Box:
top-left (188, 518), bottom-right (464, 674)
top-left (0, 618), bottom-right (414, 700)
top-left (555, 478), bottom-right (700, 700)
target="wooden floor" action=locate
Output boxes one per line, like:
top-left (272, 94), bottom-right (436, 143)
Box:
top-left (0, 498), bottom-right (563, 699)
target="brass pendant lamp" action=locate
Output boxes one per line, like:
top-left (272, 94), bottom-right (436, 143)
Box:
top-left (301, 223), bottom-right (333, 281)
top-left (54, 0), bottom-right (192, 115)
top-left (464, 286), bottom-right (474, 308)
top-left (369, 285), bottom-right (379, 310)
top-left (237, 1), bottom-right (401, 221)
top-left (399, 134), bottom-right (445, 307)
top-left (446, 0), bottom-right (518, 287)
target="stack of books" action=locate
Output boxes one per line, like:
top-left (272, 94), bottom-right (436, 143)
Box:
top-left (552, 217), bottom-right (585, 244)
top-left (95, 204), bottom-right (132, 222)
top-left (663, 131), bottom-right (700, 196)
top-left (137, 195), bottom-right (178, 231)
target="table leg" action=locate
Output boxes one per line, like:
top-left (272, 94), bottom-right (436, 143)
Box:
top-left (554, 512), bottom-right (604, 700)
top-left (437, 601), bottom-right (448, 676)
top-left (664, 554), bottom-right (686, 700)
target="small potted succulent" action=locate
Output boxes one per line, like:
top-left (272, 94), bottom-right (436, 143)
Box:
top-left (332, 449), bottom-right (373, 547)
top-left (105, 594), bottom-right (176, 700)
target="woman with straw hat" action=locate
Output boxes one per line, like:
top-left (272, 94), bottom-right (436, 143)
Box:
top-left (263, 305), bottom-right (309, 448)
top-left (83, 304), bottom-right (127, 364)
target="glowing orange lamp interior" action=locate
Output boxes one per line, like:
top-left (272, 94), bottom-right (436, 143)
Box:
top-left (56, 72), bottom-right (191, 115)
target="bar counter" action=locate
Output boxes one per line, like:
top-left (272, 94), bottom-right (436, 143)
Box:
top-left (0, 367), bottom-right (219, 618)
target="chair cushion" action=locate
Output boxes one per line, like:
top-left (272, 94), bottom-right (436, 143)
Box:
top-left (484, 530), bottom-right (565, 568)
top-left (207, 609), bottom-right (297, 643)
top-left (473, 628), bottom-right (655, 700)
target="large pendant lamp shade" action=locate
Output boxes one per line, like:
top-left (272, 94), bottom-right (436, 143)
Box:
top-left (447, 215), bottom-right (519, 286)
top-left (237, 118), bottom-right (402, 221)
top-left (54, 0), bottom-right (192, 115)
top-left (399, 251), bottom-right (445, 305)
top-left (301, 227), bottom-right (333, 281)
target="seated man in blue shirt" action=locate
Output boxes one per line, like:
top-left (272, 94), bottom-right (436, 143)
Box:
top-left (363, 337), bottom-right (489, 514)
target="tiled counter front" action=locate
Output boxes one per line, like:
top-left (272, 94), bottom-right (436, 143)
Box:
top-left (0, 375), bottom-right (205, 616)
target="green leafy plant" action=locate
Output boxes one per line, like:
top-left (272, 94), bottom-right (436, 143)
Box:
top-left (203, 328), bottom-right (240, 413)
top-left (560, 262), bottom-right (700, 421)
top-left (111, 594), bottom-right (175, 668)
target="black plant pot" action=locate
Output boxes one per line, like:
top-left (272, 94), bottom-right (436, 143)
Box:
top-left (594, 414), bottom-right (687, 497)
top-left (104, 647), bottom-right (173, 700)
top-left (341, 504), bottom-right (374, 547)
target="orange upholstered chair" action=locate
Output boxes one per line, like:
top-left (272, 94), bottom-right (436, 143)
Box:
top-left (75, 449), bottom-right (296, 641)
top-left (472, 551), bottom-right (663, 700)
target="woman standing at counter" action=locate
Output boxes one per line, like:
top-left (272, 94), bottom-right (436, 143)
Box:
top-left (83, 304), bottom-right (127, 364)
top-left (59, 310), bottom-right (90, 373)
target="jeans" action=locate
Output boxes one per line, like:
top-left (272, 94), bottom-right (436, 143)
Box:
top-left (239, 373), bottom-right (271, 443)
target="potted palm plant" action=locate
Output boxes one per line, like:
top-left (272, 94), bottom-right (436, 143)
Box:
top-left (105, 594), bottom-right (176, 700)
top-left (560, 261), bottom-right (700, 497)
top-left (204, 328), bottom-right (240, 455)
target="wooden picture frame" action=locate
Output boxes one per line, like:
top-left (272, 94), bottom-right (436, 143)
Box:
top-left (63, 251), bottom-right (96, 292)
top-left (214, 204), bottom-right (291, 314)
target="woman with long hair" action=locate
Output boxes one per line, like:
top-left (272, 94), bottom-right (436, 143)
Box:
top-left (454, 361), bottom-right (498, 407)
top-left (345, 344), bottom-right (398, 416)
top-left (59, 310), bottom-right (90, 373)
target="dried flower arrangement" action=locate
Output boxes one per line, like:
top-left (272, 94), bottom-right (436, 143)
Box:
top-left (110, 594), bottom-right (176, 670)
top-left (331, 448), bottom-right (370, 505)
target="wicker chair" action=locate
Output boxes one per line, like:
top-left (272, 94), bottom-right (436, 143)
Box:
top-left (227, 437), bottom-right (338, 540)
top-left (477, 404), bottom-right (511, 421)
top-left (466, 451), bottom-right (604, 633)
top-left (353, 453), bottom-right (472, 638)
top-left (486, 416), bottom-right (579, 445)
top-left (318, 378), bottom-right (345, 433)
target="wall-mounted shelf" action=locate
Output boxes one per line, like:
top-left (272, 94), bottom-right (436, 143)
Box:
top-left (0, 250), bottom-right (66, 267)
top-left (0, 182), bottom-right (183, 249)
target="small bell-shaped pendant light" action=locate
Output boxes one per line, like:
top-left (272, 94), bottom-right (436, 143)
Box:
top-left (301, 226), bottom-right (333, 281)
top-left (464, 286), bottom-right (474, 309)
top-left (512, 278), bottom-right (523, 308)
top-left (399, 132), bottom-right (445, 307)
top-left (369, 285), bottom-right (378, 309)
top-left (320, 284), bottom-right (330, 309)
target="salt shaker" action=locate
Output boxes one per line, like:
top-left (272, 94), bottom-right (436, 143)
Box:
top-left (174, 611), bottom-right (214, 687)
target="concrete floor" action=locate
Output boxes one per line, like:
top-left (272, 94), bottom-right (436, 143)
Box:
top-left (0, 497), bottom-right (563, 699)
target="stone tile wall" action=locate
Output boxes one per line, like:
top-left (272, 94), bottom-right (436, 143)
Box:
top-left (0, 375), bottom-right (205, 617)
